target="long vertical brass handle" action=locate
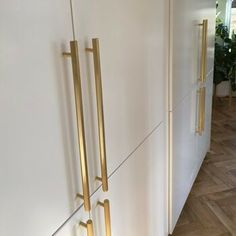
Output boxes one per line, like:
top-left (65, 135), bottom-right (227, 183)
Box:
top-left (199, 19), bottom-right (208, 83)
top-left (197, 87), bottom-right (206, 135)
top-left (63, 41), bottom-right (91, 211)
top-left (98, 199), bottom-right (112, 236)
top-left (197, 89), bottom-right (202, 135)
top-left (80, 220), bottom-right (94, 236)
top-left (201, 87), bottom-right (206, 133)
top-left (86, 38), bottom-right (108, 192)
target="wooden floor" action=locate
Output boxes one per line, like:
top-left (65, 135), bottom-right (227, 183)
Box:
top-left (172, 98), bottom-right (236, 236)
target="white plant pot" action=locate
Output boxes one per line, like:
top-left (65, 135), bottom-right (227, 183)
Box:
top-left (216, 81), bottom-right (230, 97)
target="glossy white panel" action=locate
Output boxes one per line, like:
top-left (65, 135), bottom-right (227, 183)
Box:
top-left (169, 0), bottom-right (215, 233)
top-left (169, 71), bottom-right (214, 233)
top-left (91, 123), bottom-right (168, 236)
top-left (170, 0), bottom-right (199, 110)
top-left (53, 123), bottom-right (167, 236)
top-left (170, 0), bottom-right (216, 110)
top-left (169, 90), bottom-right (199, 231)
top-left (196, 0), bottom-right (216, 76)
top-left (73, 0), bottom-right (168, 192)
top-left (0, 1), bottom-right (83, 235)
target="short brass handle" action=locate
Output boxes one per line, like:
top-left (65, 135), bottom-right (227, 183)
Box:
top-left (86, 38), bottom-right (108, 192)
top-left (98, 199), bottom-right (112, 236)
top-left (63, 41), bottom-right (91, 211)
top-left (199, 19), bottom-right (208, 83)
top-left (197, 87), bottom-right (206, 135)
top-left (80, 220), bottom-right (94, 236)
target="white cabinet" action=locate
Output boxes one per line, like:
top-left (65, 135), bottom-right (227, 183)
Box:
top-left (197, 0), bottom-right (216, 76)
top-left (0, 0), bottom-right (168, 235)
top-left (92, 123), bottom-right (167, 236)
top-left (170, 0), bottom-right (215, 110)
top-left (73, 0), bottom-right (168, 194)
top-left (57, 0), bottom-right (169, 234)
top-left (0, 1), bottom-right (83, 235)
top-left (53, 123), bottom-right (168, 236)
top-left (170, 77), bottom-right (213, 230)
top-left (169, 0), bottom-right (215, 233)
top-left (170, 89), bottom-right (199, 230)
top-left (170, 0), bottom-right (199, 109)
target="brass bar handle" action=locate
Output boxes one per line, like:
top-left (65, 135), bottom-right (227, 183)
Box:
top-left (197, 87), bottom-right (206, 135)
top-left (197, 89), bottom-right (202, 135)
top-left (63, 41), bottom-right (91, 211)
top-left (86, 38), bottom-right (108, 192)
top-left (80, 220), bottom-right (94, 236)
top-left (201, 87), bottom-right (206, 133)
top-left (199, 19), bottom-right (208, 83)
top-left (98, 199), bottom-right (112, 236)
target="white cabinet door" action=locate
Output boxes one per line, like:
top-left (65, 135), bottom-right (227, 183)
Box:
top-left (170, 0), bottom-right (215, 110)
top-left (195, 0), bottom-right (216, 76)
top-left (170, 0), bottom-right (199, 109)
top-left (0, 1), bottom-right (83, 235)
top-left (169, 0), bottom-right (215, 233)
top-left (53, 123), bottom-right (167, 236)
top-left (71, 0), bottom-right (168, 193)
top-left (90, 123), bottom-right (168, 236)
top-left (194, 0), bottom-right (215, 170)
top-left (169, 89), bottom-right (199, 231)
top-left (170, 82), bottom-right (214, 233)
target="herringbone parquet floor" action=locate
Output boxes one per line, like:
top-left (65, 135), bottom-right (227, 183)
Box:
top-left (172, 98), bottom-right (236, 236)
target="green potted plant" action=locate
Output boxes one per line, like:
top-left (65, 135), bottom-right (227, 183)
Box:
top-left (214, 23), bottom-right (236, 96)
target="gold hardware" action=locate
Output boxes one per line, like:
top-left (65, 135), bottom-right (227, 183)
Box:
top-left (80, 220), bottom-right (94, 236)
top-left (86, 38), bottom-right (108, 192)
top-left (199, 19), bottom-right (208, 83)
top-left (76, 193), bottom-right (84, 199)
top-left (62, 52), bottom-right (72, 57)
top-left (63, 41), bottom-right (91, 211)
top-left (201, 87), bottom-right (206, 133)
top-left (196, 89), bottom-right (202, 135)
top-left (95, 176), bottom-right (102, 181)
top-left (98, 199), bottom-right (112, 236)
top-left (86, 48), bottom-right (94, 53)
top-left (197, 87), bottom-right (206, 135)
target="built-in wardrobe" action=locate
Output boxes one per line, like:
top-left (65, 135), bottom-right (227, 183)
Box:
top-left (0, 0), bottom-right (169, 235)
top-left (168, 0), bottom-right (216, 233)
